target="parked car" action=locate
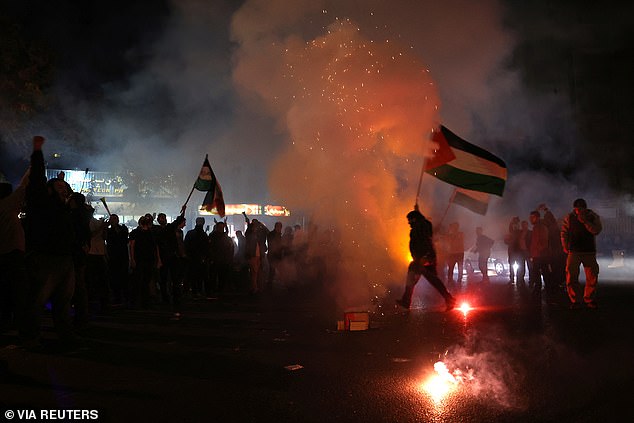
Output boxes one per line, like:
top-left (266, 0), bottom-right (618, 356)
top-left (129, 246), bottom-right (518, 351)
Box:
top-left (463, 250), bottom-right (507, 277)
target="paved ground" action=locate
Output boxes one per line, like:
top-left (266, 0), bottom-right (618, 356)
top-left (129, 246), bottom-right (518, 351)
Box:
top-left (1, 268), bottom-right (634, 423)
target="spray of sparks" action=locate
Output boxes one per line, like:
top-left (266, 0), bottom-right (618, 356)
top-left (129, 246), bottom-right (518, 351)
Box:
top-left (233, 7), bottom-right (441, 306)
top-left (421, 361), bottom-right (475, 403)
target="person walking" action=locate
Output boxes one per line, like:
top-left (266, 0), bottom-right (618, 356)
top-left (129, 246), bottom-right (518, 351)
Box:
top-left (561, 198), bottom-right (602, 309)
top-left (473, 227), bottom-right (494, 283)
top-left (445, 222), bottom-right (465, 286)
top-left (528, 210), bottom-right (550, 297)
top-left (505, 217), bottom-right (522, 285)
top-left (396, 206), bottom-right (456, 311)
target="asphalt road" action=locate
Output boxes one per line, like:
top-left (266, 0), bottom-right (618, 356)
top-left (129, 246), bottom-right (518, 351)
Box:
top-left (2, 268), bottom-right (634, 423)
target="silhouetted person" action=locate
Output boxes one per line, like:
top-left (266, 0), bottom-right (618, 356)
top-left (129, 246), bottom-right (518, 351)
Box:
top-left (396, 207), bottom-right (456, 311)
top-left (22, 136), bottom-right (78, 348)
top-left (208, 221), bottom-right (234, 295)
top-left (473, 227), bottom-right (494, 283)
top-left (105, 214), bottom-right (129, 307)
top-left (244, 217), bottom-right (268, 294)
top-left (528, 210), bottom-right (549, 297)
top-left (184, 217), bottom-right (209, 298)
top-left (266, 221), bottom-right (283, 291)
top-left (86, 206), bottom-right (110, 314)
top-left (156, 213), bottom-right (172, 304)
top-left (129, 216), bottom-right (161, 309)
top-left (445, 222), bottom-right (465, 286)
top-left (233, 230), bottom-right (248, 292)
top-left (159, 214), bottom-right (186, 318)
top-left (542, 205), bottom-right (566, 291)
top-left (67, 193), bottom-right (91, 331)
top-left (0, 169), bottom-right (28, 336)
top-left (505, 216), bottom-right (522, 285)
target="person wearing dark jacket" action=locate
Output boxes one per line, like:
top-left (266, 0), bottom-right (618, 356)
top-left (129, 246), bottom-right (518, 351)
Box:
top-left (208, 221), bottom-right (234, 295)
top-left (22, 136), bottom-right (78, 348)
top-left (184, 217), bottom-right (209, 298)
top-left (0, 169), bottom-right (28, 335)
top-left (244, 217), bottom-right (268, 294)
top-left (473, 227), bottom-right (494, 283)
top-left (561, 198), bottom-right (602, 309)
top-left (396, 207), bottom-right (456, 311)
top-left (266, 221), bottom-right (283, 291)
top-left (106, 214), bottom-right (129, 307)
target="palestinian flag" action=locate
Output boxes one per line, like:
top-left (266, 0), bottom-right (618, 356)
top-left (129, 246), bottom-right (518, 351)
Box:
top-left (425, 125), bottom-right (507, 196)
top-left (452, 188), bottom-right (489, 215)
top-left (194, 155), bottom-right (225, 217)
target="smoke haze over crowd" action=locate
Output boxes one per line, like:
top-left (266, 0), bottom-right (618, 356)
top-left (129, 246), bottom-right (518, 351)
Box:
top-left (1, 0), bottom-right (632, 304)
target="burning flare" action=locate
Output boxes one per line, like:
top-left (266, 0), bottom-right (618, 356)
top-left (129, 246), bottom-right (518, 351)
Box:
top-left (458, 301), bottom-right (473, 318)
top-left (421, 361), bottom-right (474, 403)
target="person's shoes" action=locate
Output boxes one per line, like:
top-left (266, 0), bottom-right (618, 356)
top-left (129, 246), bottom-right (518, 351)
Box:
top-left (445, 297), bottom-right (457, 312)
top-left (586, 301), bottom-right (598, 310)
top-left (395, 299), bottom-right (410, 310)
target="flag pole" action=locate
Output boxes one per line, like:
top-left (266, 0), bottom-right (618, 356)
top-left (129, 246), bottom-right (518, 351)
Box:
top-left (181, 154), bottom-right (208, 214)
top-left (415, 159), bottom-right (426, 209)
top-left (438, 188), bottom-right (457, 228)
top-left (415, 129), bottom-right (435, 209)
top-left (79, 167), bottom-right (89, 193)
top-left (181, 184), bottom-right (196, 215)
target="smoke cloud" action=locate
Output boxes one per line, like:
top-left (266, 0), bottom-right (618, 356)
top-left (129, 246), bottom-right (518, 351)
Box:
top-left (2, 0), bottom-right (628, 306)
top-left (229, 0), bottom-right (524, 306)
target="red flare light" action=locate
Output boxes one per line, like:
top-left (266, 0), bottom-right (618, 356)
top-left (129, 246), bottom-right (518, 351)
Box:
top-left (458, 302), bottom-right (473, 317)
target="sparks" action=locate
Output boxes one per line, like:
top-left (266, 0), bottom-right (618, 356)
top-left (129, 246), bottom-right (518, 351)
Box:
top-left (421, 362), bottom-right (458, 403)
top-left (420, 361), bottom-right (475, 404)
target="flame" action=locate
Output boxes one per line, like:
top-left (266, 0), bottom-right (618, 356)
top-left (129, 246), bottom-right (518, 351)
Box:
top-left (421, 362), bottom-right (458, 403)
top-left (420, 361), bottom-right (474, 403)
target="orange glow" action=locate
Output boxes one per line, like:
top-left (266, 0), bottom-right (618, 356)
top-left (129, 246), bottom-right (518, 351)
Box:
top-left (421, 362), bottom-right (458, 403)
top-left (263, 205), bottom-right (291, 216)
top-left (419, 361), bottom-right (474, 404)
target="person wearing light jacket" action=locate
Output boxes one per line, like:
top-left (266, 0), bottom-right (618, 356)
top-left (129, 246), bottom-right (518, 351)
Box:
top-left (561, 198), bottom-right (602, 309)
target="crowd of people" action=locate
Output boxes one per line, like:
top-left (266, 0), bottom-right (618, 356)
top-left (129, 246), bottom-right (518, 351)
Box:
top-left (427, 200), bottom-right (602, 309)
top-left (0, 136), bottom-right (318, 349)
top-left (1, 137), bottom-right (606, 349)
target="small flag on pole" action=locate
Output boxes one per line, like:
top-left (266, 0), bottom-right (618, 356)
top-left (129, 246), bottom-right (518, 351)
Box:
top-left (195, 155), bottom-right (225, 217)
top-left (452, 188), bottom-right (489, 215)
top-left (425, 125), bottom-right (507, 197)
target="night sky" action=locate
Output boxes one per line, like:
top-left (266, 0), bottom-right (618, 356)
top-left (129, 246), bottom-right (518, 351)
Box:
top-left (1, 0), bottom-right (633, 218)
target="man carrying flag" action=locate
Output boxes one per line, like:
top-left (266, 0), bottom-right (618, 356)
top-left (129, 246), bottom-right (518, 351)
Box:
top-left (188, 155), bottom-right (225, 218)
top-left (396, 205), bottom-right (457, 312)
